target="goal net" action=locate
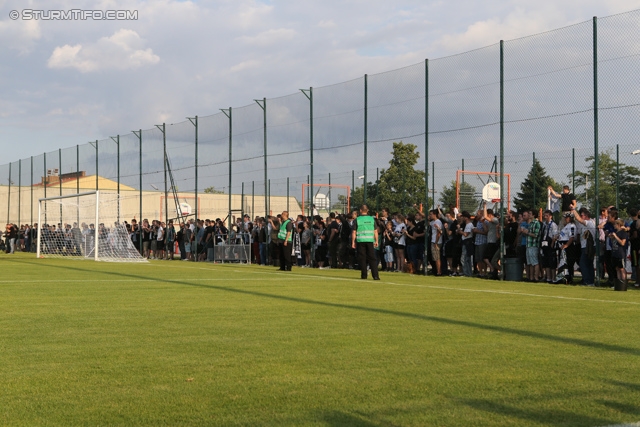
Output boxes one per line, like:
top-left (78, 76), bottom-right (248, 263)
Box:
top-left (456, 171), bottom-right (511, 214)
top-left (37, 191), bottom-right (146, 262)
top-left (301, 184), bottom-right (351, 216)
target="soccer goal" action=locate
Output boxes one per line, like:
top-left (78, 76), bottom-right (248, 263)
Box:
top-left (301, 184), bottom-right (351, 216)
top-left (455, 170), bottom-right (511, 214)
top-left (37, 191), bottom-right (146, 262)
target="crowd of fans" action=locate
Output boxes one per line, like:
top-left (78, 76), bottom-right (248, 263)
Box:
top-left (4, 184), bottom-right (639, 290)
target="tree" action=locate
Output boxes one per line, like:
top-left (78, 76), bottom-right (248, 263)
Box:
top-left (346, 143), bottom-right (427, 214)
top-left (439, 180), bottom-right (480, 213)
top-left (514, 158), bottom-right (560, 212)
top-left (203, 186), bottom-right (224, 194)
top-left (573, 150), bottom-right (640, 213)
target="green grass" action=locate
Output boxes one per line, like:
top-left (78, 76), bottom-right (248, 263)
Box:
top-left (2, 253), bottom-right (640, 426)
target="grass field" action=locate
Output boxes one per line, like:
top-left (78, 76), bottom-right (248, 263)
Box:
top-left (2, 253), bottom-right (640, 426)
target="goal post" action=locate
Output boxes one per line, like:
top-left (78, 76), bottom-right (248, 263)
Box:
top-left (37, 191), bottom-right (147, 262)
top-left (455, 170), bottom-right (511, 214)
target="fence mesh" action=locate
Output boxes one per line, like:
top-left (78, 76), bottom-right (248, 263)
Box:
top-left (2, 11), bottom-right (640, 231)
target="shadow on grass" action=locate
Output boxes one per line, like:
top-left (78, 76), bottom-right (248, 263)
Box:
top-left (461, 398), bottom-right (615, 427)
top-left (15, 259), bottom-right (640, 358)
top-left (319, 411), bottom-right (387, 427)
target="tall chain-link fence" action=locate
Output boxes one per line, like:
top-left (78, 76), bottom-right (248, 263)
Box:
top-left (2, 11), bottom-right (640, 235)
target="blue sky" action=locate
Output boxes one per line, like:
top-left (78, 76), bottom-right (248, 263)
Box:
top-left (0, 0), bottom-right (638, 164)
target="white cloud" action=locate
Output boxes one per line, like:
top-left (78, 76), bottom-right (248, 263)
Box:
top-left (238, 28), bottom-right (297, 46)
top-left (0, 17), bottom-right (41, 54)
top-left (317, 20), bottom-right (336, 28)
top-left (230, 60), bottom-right (262, 73)
top-left (47, 29), bottom-right (159, 72)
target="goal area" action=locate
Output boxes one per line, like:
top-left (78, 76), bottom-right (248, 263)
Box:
top-left (301, 184), bottom-right (351, 216)
top-left (37, 191), bottom-right (146, 262)
top-left (455, 170), bottom-right (511, 214)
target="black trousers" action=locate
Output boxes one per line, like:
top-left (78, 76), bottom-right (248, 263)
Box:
top-left (357, 242), bottom-right (379, 279)
top-left (278, 242), bottom-right (292, 270)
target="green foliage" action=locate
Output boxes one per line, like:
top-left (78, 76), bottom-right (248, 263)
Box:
top-left (351, 142), bottom-right (426, 214)
top-left (440, 180), bottom-right (480, 213)
top-left (514, 158), bottom-right (561, 212)
top-left (573, 150), bottom-right (640, 213)
top-left (203, 186), bottom-right (225, 194)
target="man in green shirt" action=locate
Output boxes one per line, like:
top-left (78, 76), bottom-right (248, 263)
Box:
top-left (351, 205), bottom-right (380, 280)
top-left (277, 211), bottom-right (294, 271)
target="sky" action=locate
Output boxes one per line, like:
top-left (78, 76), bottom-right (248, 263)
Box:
top-left (1, 0), bottom-right (639, 192)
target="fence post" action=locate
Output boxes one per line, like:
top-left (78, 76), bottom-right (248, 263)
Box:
top-left (376, 167), bottom-right (380, 213)
top-left (59, 149), bottom-right (62, 225)
top-left (18, 159), bottom-right (21, 226)
top-left (616, 144), bottom-right (619, 209)
top-left (43, 153), bottom-right (46, 224)
top-left (95, 140), bottom-right (98, 190)
top-left (431, 162), bottom-right (435, 209)
top-left (572, 148), bottom-right (575, 194)
top-left (533, 152), bottom-right (536, 209)
top-left (76, 145), bottom-right (80, 225)
top-left (255, 98), bottom-right (268, 223)
top-left (424, 58), bottom-right (429, 275)
top-left (220, 109), bottom-right (232, 229)
top-left (301, 87), bottom-right (313, 217)
top-left (499, 39), bottom-right (505, 281)
top-left (252, 180), bottom-right (255, 219)
top-left (30, 156), bottom-right (33, 226)
top-left (187, 115), bottom-right (199, 261)
top-left (593, 16), bottom-right (600, 286)
top-left (241, 182), bottom-right (245, 216)
top-left (364, 74), bottom-right (368, 204)
top-left (132, 129), bottom-right (142, 254)
top-left (7, 162), bottom-right (11, 224)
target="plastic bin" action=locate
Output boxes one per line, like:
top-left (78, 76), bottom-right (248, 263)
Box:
top-left (504, 257), bottom-right (524, 282)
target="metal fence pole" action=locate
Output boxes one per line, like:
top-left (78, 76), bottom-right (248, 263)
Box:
top-left (364, 73), bottom-right (368, 204)
top-left (593, 16), bottom-right (601, 286)
top-left (533, 152), bottom-right (536, 209)
top-left (59, 148), bottom-right (62, 225)
top-left (18, 159), bottom-right (21, 226)
top-left (424, 58), bottom-right (429, 275)
top-left (286, 177), bottom-right (290, 212)
top-left (301, 87), bottom-right (313, 217)
top-left (43, 153), bottom-right (46, 224)
top-left (255, 98), bottom-right (268, 226)
top-left (220, 109), bottom-right (232, 229)
top-left (30, 156), bottom-right (33, 226)
top-left (7, 162), bottom-right (11, 224)
top-left (499, 39), bottom-right (505, 281)
top-left (133, 129), bottom-right (142, 255)
top-left (572, 148), bottom-right (575, 194)
top-left (431, 162), bottom-right (435, 209)
top-left (187, 115), bottom-right (199, 260)
top-left (616, 144), bottom-right (619, 209)
top-left (95, 140), bottom-right (98, 190)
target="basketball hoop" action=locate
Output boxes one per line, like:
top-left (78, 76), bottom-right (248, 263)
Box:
top-left (491, 198), bottom-right (501, 204)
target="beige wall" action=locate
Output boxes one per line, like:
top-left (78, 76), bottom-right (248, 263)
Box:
top-left (0, 185), bottom-right (301, 225)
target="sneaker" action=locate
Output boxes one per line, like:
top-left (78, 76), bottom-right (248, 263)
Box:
top-left (634, 283), bottom-right (640, 288)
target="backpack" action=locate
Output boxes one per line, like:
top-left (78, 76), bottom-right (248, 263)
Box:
top-left (584, 230), bottom-right (595, 260)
